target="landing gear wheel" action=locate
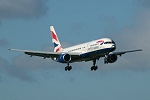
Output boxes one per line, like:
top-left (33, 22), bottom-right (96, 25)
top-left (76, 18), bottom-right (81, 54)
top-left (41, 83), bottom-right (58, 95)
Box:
top-left (91, 66), bottom-right (94, 71)
top-left (94, 66), bottom-right (98, 71)
top-left (91, 66), bottom-right (98, 71)
top-left (65, 66), bottom-right (68, 71)
top-left (68, 66), bottom-right (72, 71)
top-left (65, 63), bottom-right (72, 71)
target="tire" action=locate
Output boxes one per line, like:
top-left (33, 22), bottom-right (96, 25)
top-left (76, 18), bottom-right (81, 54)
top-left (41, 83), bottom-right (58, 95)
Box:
top-left (91, 66), bottom-right (94, 71)
top-left (65, 67), bottom-right (68, 71)
top-left (68, 66), bottom-right (72, 71)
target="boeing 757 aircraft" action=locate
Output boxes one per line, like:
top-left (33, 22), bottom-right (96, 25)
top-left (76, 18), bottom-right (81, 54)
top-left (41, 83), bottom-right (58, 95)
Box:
top-left (9, 26), bottom-right (142, 71)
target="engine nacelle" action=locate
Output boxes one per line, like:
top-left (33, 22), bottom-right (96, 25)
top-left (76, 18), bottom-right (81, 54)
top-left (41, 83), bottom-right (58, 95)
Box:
top-left (105, 54), bottom-right (117, 63)
top-left (58, 54), bottom-right (71, 63)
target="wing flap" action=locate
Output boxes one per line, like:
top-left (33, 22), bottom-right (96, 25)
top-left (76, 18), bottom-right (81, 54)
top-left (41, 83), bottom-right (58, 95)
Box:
top-left (9, 49), bottom-right (62, 58)
top-left (9, 49), bottom-right (81, 58)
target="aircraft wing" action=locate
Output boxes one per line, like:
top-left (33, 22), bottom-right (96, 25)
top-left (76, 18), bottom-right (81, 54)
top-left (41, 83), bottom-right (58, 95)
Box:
top-left (8, 49), bottom-right (81, 58)
top-left (112, 49), bottom-right (142, 56)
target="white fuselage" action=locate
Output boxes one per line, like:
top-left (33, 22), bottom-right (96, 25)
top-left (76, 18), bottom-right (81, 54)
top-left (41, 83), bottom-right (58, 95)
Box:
top-left (54, 38), bottom-right (116, 63)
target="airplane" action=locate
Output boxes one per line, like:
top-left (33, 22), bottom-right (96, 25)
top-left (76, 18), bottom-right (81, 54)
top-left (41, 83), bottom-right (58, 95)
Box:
top-left (9, 26), bottom-right (142, 71)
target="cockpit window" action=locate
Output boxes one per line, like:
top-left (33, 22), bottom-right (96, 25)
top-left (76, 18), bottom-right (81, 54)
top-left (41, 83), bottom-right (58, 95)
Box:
top-left (104, 42), bottom-right (110, 44)
top-left (104, 41), bottom-right (115, 44)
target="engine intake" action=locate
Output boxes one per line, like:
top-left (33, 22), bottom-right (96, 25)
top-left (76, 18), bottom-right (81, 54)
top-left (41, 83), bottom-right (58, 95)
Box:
top-left (58, 54), bottom-right (71, 63)
top-left (105, 54), bottom-right (117, 63)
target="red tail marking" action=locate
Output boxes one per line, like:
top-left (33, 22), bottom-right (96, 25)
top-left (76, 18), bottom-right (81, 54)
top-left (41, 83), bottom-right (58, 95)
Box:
top-left (51, 31), bottom-right (58, 41)
top-left (56, 46), bottom-right (62, 52)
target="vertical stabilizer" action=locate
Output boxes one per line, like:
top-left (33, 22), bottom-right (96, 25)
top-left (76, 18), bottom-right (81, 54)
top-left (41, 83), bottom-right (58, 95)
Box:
top-left (50, 26), bottom-right (63, 52)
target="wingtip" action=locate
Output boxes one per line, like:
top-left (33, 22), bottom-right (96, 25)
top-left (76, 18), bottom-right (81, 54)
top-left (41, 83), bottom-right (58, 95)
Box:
top-left (139, 49), bottom-right (142, 51)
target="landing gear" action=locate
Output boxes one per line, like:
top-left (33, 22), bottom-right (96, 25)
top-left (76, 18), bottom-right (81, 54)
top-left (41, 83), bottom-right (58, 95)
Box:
top-left (91, 65), bottom-right (98, 71)
top-left (65, 66), bottom-right (72, 71)
top-left (91, 59), bottom-right (98, 71)
top-left (65, 63), bottom-right (72, 71)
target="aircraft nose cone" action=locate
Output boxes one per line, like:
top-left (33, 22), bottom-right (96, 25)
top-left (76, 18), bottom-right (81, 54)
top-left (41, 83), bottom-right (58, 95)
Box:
top-left (111, 44), bottom-right (115, 48)
top-left (111, 45), bottom-right (116, 51)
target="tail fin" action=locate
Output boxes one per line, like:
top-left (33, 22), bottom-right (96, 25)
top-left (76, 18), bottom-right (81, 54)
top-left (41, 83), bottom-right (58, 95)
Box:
top-left (50, 26), bottom-right (63, 52)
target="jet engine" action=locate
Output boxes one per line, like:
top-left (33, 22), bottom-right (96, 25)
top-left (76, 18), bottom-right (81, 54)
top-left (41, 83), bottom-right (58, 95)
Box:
top-left (104, 54), bottom-right (117, 64)
top-left (58, 54), bottom-right (71, 63)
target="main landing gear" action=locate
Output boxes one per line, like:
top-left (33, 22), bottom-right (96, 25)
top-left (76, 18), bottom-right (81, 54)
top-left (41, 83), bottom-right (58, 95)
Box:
top-left (91, 59), bottom-right (98, 71)
top-left (64, 60), bottom-right (98, 71)
top-left (65, 63), bottom-right (72, 71)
